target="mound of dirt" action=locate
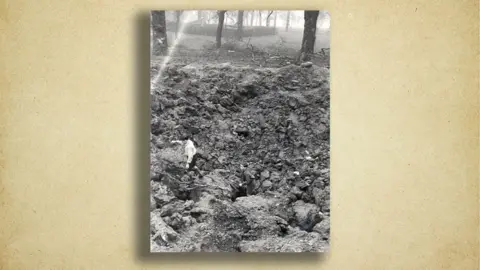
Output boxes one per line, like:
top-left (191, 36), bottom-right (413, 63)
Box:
top-left (150, 62), bottom-right (330, 252)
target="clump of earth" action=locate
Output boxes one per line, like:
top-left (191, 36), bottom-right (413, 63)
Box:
top-left (150, 62), bottom-right (330, 252)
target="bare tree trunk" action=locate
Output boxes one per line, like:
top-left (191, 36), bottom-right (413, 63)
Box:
top-left (175, 11), bottom-right (182, 39)
top-left (216, 10), bottom-right (226, 49)
top-left (266, 11), bottom-right (273, 27)
top-left (151, 11), bottom-right (168, 55)
top-left (250, 11), bottom-right (254, 26)
top-left (197, 10), bottom-right (206, 26)
top-left (273, 11), bottom-right (277, 29)
top-left (258, 11), bottom-right (262, 26)
top-left (298, 10), bottom-right (319, 62)
top-left (236, 11), bottom-right (244, 40)
top-left (285, 11), bottom-right (290, 31)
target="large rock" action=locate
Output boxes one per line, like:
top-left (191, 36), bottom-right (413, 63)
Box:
top-left (160, 200), bottom-right (186, 217)
top-left (293, 200), bottom-right (322, 231)
top-left (153, 193), bottom-right (176, 209)
top-left (312, 65), bottom-right (330, 82)
top-left (195, 169), bottom-right (241, 200)
top-left (151, 210), bottom-right (179, 243)
top-left (312, 216), bottom-right (330, 240)
top-left (312, 187), bottom-right (325, 207)
top-left (233, 195), bottom-right (270, 221)
top-left (233, 194), bottom-right (292, 237)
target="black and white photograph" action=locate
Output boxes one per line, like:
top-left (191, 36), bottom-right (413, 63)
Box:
top-left (150, 10), bottom-right (330, 252)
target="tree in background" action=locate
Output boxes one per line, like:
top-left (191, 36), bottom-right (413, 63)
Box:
top-left (151, 11), bottom-right (168, 55)
top-left (197, 10), bottom-right (206, 25)
top-left (298, 10), bottom-right (319, 62)
top-left (236, 11), bottom-right (244, 40)
top-left (216, 10), bottom-right (226, 48)
top-left (207, 10), bottom-right (219, 24)
top-left (294, 13), bottom-right (302, 26)
top-left (273, 11), bottom-right (277, 29)
top-left (258, 11), bottom-right (262, 26)
top-left (285, 11), bottom-right (291, 31)
top-left (265, 11), bottom-right (274, 27)
top-left (206, 11), bottom-right (212, 24)
top-left (250, 11), bottom-right (254, 26)
top-left (175, 11), bottom-right (183, 39)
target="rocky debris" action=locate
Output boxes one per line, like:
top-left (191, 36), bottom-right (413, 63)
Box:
top-left (260, 170), bottom-right (270, 180)
top-left (153, 193), bottom-right (176, 209)
top-left (151, 210), bottom-right (179, 243)
top-left (150, 63), bottom-right (330, 252)
top-left (300, 61), bottom-right (313, 68)
top-left (312, 216), bottom-right (330, 240)
top-left (150, 195), bottom-right (156, 211)
top-left (292, 200), bottom-right (322, 231)
top-left (150, 239), bottom-right (162, 252)
top-left (194, 169), bottom-right (242, 201)
top-left (238, 230), bottom-right (328, 252)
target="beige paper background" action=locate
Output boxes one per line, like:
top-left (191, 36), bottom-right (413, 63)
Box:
top-left (0, 0), bottom-right (479, 269)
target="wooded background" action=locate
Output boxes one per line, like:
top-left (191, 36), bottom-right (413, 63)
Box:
top-left (151, 10), bottom-right (330, 62)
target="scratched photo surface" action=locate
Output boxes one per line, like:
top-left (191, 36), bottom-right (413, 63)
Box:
top-left (149, 10), bottom-right (331, 252)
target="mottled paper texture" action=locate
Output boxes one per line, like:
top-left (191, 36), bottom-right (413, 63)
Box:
top-left (0, 0), bottom-right (478, 269)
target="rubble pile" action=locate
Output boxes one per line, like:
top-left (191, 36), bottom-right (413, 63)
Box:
top-left (150, 62), bottom-right (330, 252)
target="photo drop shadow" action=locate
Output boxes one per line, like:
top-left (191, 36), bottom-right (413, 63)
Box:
top-left (133, 10), bottom-right (327, 264)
